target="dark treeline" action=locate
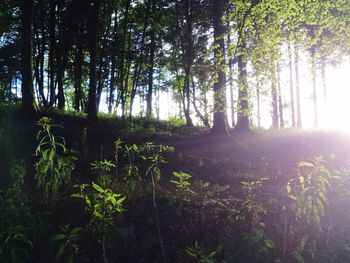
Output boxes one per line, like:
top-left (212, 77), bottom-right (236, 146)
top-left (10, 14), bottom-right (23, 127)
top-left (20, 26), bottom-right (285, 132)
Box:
top-left (0, 0), bottom-right (349, 131)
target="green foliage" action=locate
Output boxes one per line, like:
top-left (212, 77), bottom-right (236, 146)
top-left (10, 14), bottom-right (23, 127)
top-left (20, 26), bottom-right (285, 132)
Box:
top-left (186, 241), bottom-right (224, 263)
top-left (72, 182), bottom-right (125, 236)
top-left (0, 225), bottom-right (33, 262)
top-left (91, 159), bottom-right (116, 188)
top-left (120, 140), bottom-right (173, 196)
top-left (235, 178), bottom-right (275, 262)
top-left (170, 171), bottom-right (192, 191)
top-left (52, 225), bottom-right (82, 263)
top-left (287, 157), bottom-right (331, 228)
top-left (0, 161), bottom-right (33, 262)
top-left (35, 117), bottom-right (76, 202)
top-left (71, 182), bottom-right (125, 261)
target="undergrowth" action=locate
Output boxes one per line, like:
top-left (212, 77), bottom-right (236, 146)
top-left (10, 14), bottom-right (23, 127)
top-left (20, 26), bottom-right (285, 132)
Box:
top-left (1, 117), bottom-right (350, 262)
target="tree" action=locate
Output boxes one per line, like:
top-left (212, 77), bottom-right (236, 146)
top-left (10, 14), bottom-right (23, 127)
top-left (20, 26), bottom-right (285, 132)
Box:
top-left (87, 0), bottom-right (101, 122)
top-left (21, 0), bottom-right (37, 116)
top-left (211, 0), bottom-right (227, 134)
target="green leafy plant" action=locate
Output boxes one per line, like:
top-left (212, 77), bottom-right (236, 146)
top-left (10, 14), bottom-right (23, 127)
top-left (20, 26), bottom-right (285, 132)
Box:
top-left (170, 171), bottom-right (192, 190)
top-left (286, 156), bottom-right (332, 262)
top-left (52, 225), bottom-right (82, 263)
top-left (91, 159), bottom-right (116, 188)
top-left (71, 182), bottom-right (125, 261)
top-left (35, 117), bottom-right (76, 202)
top-left (121, 140), bottom-right (173, 196)
top-left (186, 241), bottom-right (224, 263)
top-left (236, 178), bottom-right (275, 262)
top-left (0, 161), bottom-right (33, 262)
top-left (0, 225), bottom-right (33, 262)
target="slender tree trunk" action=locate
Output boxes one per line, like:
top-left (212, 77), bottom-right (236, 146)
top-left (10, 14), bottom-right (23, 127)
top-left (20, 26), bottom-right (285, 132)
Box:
top-left (108, 10), bottom-right (118, 113)
top-left (74, 32), bottom-right (83, 111)
top-left (235, 41), bottom-right (250, 132)
top-left (294, 44), bottom-right (302, 127)
top-left (48, 0), bottom-right (56, 107)
top-left (120, 0), bottom-right (131, 120)
top-left (321, 62), bottom-right (327, 100)
top-left (211, 0), bottom-right (227, 134)
top-left (146, 0), bottom-right (156, 117)
top-left (87, 0), bottom-right (100, 122)
top-left (96, 16), bottom-right (112, 111)
top-left (191, 77), bottom-right (210, 128)
top-left (271, 68), bottom-right (279, 128)
top-left (21, 0), bottom-right (37, 116)
top-left (129, 0), bottom-right (151, 119)
top-left (310, 47), bottom-right (318, 127)
top-left (288, 42), bottom-right (295, 127)
top-left (277, 63), bottom-right (284, 128)
top-left (256, 80), bottom-right (261, 128)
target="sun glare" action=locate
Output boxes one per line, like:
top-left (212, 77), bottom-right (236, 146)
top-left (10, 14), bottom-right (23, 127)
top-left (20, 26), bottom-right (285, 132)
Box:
top-left (312, 61), bottom-right (350, 133)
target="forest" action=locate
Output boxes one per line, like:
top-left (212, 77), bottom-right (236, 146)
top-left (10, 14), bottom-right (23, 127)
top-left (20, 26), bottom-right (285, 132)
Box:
top-left (1, 0), bottom-right (350, 262)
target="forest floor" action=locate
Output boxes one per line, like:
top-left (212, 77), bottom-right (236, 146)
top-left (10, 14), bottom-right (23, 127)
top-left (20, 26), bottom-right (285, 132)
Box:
top-left (2, 109), bottom-right (350, 262)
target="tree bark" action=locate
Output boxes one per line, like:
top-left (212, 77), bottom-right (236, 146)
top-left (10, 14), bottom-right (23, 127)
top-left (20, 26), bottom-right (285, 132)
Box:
top-left (235, 41), bottom-right (250, 132)
top-left (288, 42), bottom-right (295, 127)
top-left (21, 0), bottom-right (37, 116)
top-left (146, 0), bottom-right (156, 117)
top-left (277, 63), bottom-right (284, 128)
top-left (310, 47), bottom-right (318, 127)
top-left (294, 44), bottom-right (302, 127)
top-left (87, 0), bottom-right (100, 122)
top-left (73, 31), bottom-right (84, 112)
top-left (48, 0), bottom-right (56, 107)
top-left (271, 68), bottom-right (279, 128)
top-left (211, 0), bottom-right (227, 134)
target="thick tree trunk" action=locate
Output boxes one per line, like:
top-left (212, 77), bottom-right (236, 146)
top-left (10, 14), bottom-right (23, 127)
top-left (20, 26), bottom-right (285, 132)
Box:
top-left (87, 0), bottom-right (100, 122)
top-left (235, 41), bottom-right (250, 132)
top-left (21, 0), bottom-right (37, 116)
top-left (211, 0), bottom-right (227, 134)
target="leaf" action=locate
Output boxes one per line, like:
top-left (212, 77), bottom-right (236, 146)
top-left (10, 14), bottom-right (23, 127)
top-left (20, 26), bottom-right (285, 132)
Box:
top-left (52, 234), bottom-right (67, 241)
top-left (92, 182), bottom-right (104, 193)
top-left (264, 239), bottom-right (275, 249)
top-left (297, 161), bottom-right (314, 168)
top-left (298, 176), bottom-right (304, 184)
top-left (286, 182), bottom-right (291, 194)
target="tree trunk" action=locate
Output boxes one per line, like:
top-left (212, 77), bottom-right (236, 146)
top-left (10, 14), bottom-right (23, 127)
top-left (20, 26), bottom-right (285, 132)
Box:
top-left (235, 41), bottom-right (250, 132)
top-left (96, 15), bottom-right (112, 111)
top-left (211, 0), bottom-right (227, 134)
top-left (129, 0), bottom-right (151, 119)
top-left (311, 47), bottom-right (318, 127)
top-left (73, 32), bottom-right (83, 112)
top-left (87, 0), bottom-right (100, 122)
top-left (119, 0), bottom-right (131, 120)
top-left (288, 42), bottom-right (295, 127)
top-left (277, 63), bottom-right (284, 128)
top-left (294, 44), bottom-right (302, 127)
top-left (271, 68), bottom-right (279, 128)
top-left (146, 0), bottom-right (156, 117)
top-left (48, 0), bottom-right (56, 107)
top-left (21, 0), bottom-right (37, 116)
top-left (256, 79), bottom-right (261, 128)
